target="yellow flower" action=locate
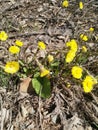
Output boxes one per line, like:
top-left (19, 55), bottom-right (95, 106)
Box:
top-left (38, 41), bottom-right (46, 50)
top-left (65, 50), bottom-right (76, 63)
top-left (66, 39), bottom-right (78, 52)
top-left (82, 46), bottom-right (87, 52)
top-left (15, 40), bottom-right (23, 47)
top-left (9, 46), bottom-right (20, 54)
top-left (47, 54), bottom-right (54, 63)
top-left (0, 31), bottom-right (8, 41)
top-left (71, 66), bottom-right (83, 79)
top-left (4, 61), bottom-right (19, 74)
top-left (40, 67), bottom-right (50, 77)
top-left (79, 2), bottom-right (83, 9)
top-left (80, 34), bottom-right (88, 41)
top-left (82, 75), bottom-right (95, 93)
top-left (62, 0), bottom-right (69, 8)
top-left (89, 27), bottom-right (94, 32)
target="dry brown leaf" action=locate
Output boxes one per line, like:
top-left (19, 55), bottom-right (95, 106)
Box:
top-left (19, 77), bottom-right (33, 94)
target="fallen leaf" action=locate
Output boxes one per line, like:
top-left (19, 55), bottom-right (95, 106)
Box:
top-left (19, 77), bottom-right (33, 94)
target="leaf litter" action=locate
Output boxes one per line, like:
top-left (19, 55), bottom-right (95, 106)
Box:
top-left (0, 0), bottom-right (98, 130)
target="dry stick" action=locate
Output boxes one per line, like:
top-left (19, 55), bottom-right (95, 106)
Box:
top-left (0, 95), bottom-right (4, 130)
top-left (7, 108), bottom-right (12, 130)
top-left (38, 96), bottom-right (44, 130)
top-left (9, 31), bottom-right (46, 39)
top-left (35, 85), bottom-right (43, 130)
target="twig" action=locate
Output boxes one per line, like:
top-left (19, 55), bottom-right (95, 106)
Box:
top-left (9, 31), bottom-right (46, 39)
top-left (0, 95), bottom-right (3, 130)
top-left (38, 96), bottom-right (44, 130)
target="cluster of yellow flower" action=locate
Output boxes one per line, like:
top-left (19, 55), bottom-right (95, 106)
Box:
top-left (80, 27), bottom-right (94, 42)
top-left (0, 24), bottom-right (96, 94)
top-left (62, 0), bottom-right (84, 10)
top-left (64, 26), bottom-right (96, 93)
top-left (80, 34), bottom-right (88, 42)
top-left (66, 27), bottom-right (94, 63)
top-left (40, 54), bottom-right (54, 77)
top-left (5, 40), bottom-right (24, 74)
top-left (71, 66), bottom-right (97, 93)
top-left (65, 39), bottom-right (78, 63)
top-left (9, 40), bottom-right (23, 54)
top-left (0, 31), bottom-right (24, 74)
top-left (37, 41), bottom-right (54, 77)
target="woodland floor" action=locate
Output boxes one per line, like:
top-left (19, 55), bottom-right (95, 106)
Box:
top-left (0, 0), bottom-right (98, 130)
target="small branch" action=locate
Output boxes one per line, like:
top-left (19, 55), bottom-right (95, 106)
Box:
top-left (9, 31), bottom-right (46, 39)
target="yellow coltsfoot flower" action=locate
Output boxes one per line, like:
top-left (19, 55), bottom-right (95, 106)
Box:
top-left (38, 41), bottom-right (46, 50)
top-left (65, 50), bottom-right (76, 63)
top-left (71, 66), bottom-right (83, 79)
top-left (47, 54), bottom-right (54, 63)
top-left (35, 59), bottom-right (50, 77)
top-left (15, 40), bottom-right (23, 47)
top-left (79, 1), bottom-right (83, 9)
top-left (82, 46), bottom-right (87, 52)
top-left (40, 67), bottom-right (50, 77)
top-left (89, 27), bottom-right (94, 32)
top-left (82, 75), bottom-right (96, 93)
top-left (4, 61), bottom-right (19, 74)
top-left (66, 39), bottom-right (78, 52)
top-left (62, 0), bottom-right (69, 8)
top-left (9, 46), bottom-right (20, 54)
top-left (0, 31), bottom-right (8, 41)
top-left (80, 34), bottom-right (88, 41)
